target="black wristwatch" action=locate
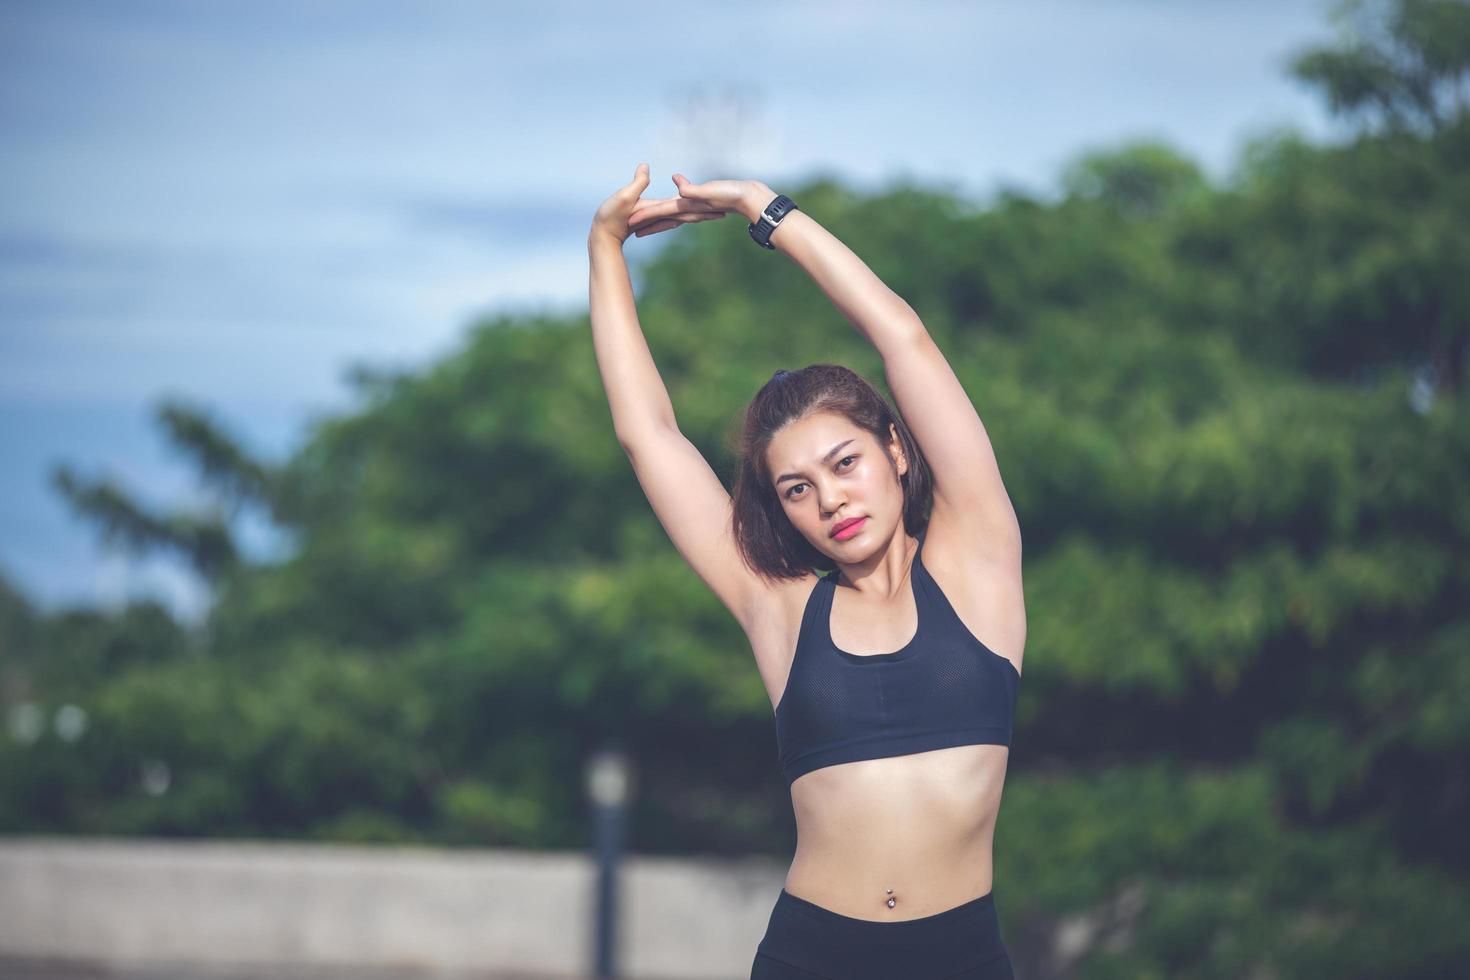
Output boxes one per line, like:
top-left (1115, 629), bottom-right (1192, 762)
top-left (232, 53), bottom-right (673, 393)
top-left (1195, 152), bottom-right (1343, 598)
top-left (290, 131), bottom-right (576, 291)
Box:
top-left (748, 193), bottom-right (799, 250)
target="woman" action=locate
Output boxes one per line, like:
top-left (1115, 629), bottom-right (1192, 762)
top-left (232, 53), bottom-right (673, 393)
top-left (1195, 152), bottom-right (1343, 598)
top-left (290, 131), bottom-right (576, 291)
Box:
top-left (588, 164), bottom-right (1025, 979)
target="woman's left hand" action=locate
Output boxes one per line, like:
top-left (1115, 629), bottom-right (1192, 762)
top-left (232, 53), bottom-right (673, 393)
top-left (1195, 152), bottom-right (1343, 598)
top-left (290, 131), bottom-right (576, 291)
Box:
top-left (628, 173), bottom-right (769, 238)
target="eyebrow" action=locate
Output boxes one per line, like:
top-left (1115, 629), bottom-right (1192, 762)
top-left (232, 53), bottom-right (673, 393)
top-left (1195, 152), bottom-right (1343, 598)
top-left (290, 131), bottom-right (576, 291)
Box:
top-left (774, 438), bottom-right (858, 485)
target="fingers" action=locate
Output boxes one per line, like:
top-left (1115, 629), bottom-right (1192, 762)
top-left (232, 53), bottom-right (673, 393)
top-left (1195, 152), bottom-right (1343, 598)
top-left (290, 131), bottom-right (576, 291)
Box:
top-left (672, 172), bottom-right (703, 199)
top-left (632, 211), bottom-right (727, 237)
top-left (631, 209), bottom-right (726, 232)
top-left (622, 162), bottom-right (650, 198)
top-left (634, 218), bottom-right (680, 237)
top-left (630, 194), bottom-right (680, 209)
top-left (628, 197), bottom-right (721, 226)
top-left (635, 196), bottom-right (713, 213)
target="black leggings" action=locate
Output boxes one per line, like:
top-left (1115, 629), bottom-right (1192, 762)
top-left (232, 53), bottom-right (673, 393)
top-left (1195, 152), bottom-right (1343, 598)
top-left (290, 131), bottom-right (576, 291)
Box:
top-left (750, 887), bottom-right (1015, 979)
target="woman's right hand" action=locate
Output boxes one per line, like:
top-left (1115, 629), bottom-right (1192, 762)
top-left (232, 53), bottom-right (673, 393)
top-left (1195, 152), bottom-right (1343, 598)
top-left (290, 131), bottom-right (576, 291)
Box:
top-left (590, 163), bottom-right (729, 245)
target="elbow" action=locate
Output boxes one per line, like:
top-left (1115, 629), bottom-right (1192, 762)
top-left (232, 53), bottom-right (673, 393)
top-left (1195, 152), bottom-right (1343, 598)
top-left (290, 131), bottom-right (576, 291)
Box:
top-left (616, 418), bottom-right (679, 455)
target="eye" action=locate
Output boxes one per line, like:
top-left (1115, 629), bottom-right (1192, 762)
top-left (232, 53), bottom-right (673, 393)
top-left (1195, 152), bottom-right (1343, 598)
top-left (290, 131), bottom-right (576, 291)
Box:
top-left (785, 456), bottom-right (857, 500)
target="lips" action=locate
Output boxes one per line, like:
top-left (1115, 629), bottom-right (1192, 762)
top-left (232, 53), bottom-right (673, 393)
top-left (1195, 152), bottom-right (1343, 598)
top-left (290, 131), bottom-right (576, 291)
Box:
top-left (831, 516), bottom-right (867, 538)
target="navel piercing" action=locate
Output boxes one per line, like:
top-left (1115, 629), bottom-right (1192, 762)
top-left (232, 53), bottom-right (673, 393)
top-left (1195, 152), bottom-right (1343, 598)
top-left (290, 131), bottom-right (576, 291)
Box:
top-left (885, 888), bottom-right (896, 909)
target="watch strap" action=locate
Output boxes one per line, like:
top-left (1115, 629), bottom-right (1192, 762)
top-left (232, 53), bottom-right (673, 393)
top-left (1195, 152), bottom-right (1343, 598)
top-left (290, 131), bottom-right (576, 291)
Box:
top-left (748, 194), bottom-right (799, 249)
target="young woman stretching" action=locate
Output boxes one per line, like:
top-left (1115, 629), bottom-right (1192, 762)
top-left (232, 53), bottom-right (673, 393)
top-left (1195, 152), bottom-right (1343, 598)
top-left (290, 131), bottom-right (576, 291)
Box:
top-left (588, 164), bottom-right (1025, 979)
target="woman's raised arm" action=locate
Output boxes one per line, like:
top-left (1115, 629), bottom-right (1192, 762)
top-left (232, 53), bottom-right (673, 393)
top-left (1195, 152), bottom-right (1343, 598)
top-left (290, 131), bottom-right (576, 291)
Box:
top-left (586, 166), bottom-right (781, 633)
top-left (588, 163), bottom-right (726, 444)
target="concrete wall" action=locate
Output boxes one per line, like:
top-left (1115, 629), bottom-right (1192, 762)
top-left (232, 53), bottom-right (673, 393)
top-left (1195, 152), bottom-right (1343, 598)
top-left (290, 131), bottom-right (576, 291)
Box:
top-left (0, 837), bottom-right (788, 979)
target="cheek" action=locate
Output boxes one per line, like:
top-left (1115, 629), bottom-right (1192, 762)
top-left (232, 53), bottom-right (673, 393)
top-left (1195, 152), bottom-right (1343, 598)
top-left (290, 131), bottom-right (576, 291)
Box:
top-left (871, 464), bottom-right (901, 498)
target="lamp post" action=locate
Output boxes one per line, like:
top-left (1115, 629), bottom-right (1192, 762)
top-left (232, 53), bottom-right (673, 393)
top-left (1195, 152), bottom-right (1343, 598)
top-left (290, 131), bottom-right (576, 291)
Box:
top-left (586, 746), bottom-right (633, 980)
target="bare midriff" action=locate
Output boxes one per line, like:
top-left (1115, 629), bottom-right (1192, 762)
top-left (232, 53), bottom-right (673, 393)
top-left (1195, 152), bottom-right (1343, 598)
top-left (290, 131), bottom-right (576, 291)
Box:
top-left (783, 742), bottom-right (1010, 921)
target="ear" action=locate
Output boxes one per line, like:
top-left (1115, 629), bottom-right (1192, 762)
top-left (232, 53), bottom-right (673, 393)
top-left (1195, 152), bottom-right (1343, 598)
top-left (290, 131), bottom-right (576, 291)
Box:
top-left (888, 422), bottom-right (907, 477)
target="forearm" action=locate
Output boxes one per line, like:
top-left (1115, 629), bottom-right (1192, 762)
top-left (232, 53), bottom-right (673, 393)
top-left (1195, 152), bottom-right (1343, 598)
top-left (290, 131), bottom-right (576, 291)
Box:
top-left (740, 188), bottom-right (926, 358)
top-left (587, 233), bottom-right (679, 443)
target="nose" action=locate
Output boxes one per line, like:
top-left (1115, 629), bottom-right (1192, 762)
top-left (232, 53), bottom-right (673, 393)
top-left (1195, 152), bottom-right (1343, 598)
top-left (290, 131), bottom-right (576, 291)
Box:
top-left (817, 480), bottom-right (847, 516)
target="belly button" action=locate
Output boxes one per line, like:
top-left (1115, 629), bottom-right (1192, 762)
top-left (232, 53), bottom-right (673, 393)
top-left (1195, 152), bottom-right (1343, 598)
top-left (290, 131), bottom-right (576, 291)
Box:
top-left (885, 887), bottom-right (896, 909)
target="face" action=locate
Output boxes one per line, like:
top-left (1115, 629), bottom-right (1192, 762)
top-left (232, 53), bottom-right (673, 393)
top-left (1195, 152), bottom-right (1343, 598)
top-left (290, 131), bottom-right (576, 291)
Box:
top-left (766, 411), bottom-right (908, 556)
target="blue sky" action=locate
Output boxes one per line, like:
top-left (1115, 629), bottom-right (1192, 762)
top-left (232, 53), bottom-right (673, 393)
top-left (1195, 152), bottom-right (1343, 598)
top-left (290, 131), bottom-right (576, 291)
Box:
top-left (0, 0), bottom-right (1344, 623)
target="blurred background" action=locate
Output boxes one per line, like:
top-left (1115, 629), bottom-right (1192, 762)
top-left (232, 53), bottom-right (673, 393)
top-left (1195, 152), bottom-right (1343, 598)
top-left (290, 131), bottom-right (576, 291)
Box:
top-left (2, 0), bottom-right (1468, 977)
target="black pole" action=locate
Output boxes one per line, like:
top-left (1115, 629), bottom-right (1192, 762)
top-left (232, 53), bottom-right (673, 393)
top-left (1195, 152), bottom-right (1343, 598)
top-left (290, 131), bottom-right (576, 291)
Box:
top-left (586, 747), bottom-right (633, 980)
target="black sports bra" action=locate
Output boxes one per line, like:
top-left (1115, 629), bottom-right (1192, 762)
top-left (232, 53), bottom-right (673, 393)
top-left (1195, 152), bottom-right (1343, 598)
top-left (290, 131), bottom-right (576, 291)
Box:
top-left (774, 529), bottom-right (1021, 786)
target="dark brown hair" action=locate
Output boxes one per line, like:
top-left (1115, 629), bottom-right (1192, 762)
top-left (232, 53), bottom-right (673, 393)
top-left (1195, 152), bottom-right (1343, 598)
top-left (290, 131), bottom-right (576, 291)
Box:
top-left (727, 363), bottom-right (933, 582)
